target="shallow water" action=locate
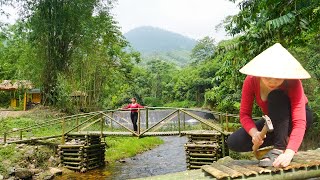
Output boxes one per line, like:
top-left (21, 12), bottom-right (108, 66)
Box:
top-left (55, 136), bottom-right (188, 180)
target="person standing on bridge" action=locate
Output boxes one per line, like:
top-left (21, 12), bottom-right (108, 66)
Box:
top-left (122, 97), bottom-right (144, 132)
top-left (227, 43), bottom-right (313, 168)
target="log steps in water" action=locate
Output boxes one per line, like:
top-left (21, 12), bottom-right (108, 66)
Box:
top-left (58, 134), bottom-right (105, 172)
top-left (185, 130), bottom-right (229, 170)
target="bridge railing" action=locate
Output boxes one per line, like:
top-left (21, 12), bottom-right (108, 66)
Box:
top-left (102, 107), bottom-right (245, 136)
top-left (2, 107), bottom-right (260, 145)
top-left (2, 111), bottom-right (104, 144)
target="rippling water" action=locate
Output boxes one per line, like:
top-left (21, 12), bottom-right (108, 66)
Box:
top-left (56, 136), bottom-right (188, 180)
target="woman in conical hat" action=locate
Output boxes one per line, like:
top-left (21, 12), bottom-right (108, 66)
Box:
top-left (227, 43), bottom-right (313, 167)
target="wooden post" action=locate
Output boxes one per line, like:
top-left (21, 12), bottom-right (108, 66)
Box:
top-left (61, 118), bottom-right (65, 144)
top-left (146, 107), bottom-right (149, 129)
top-left (110, 112), bottom-right (113, 131)
top-left (221, 135), bottom-right (226, 157)
top-left (183, 112), bottom-right (186, 130)
top-left (178, 109), bottom-right (181, 136)
top-left (100, 114), bottom-right (103, 138)
top-left (19, 130), bottom-right (22, 140)
top-left (4, 132), bottom-right (6, 144)
top-left (138, 109), bottom-right (141, 135)
top-left (23, 92), bottom-right (27, 111)
top-left (76, 116), bottom-right (79, 132)
top-left (225, 112), bottom-right (229, 132)
top-left (220, 113), bottom-right (223, 130)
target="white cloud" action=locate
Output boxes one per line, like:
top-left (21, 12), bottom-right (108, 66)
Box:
top-left (112, 0), bottom-right (239, 41)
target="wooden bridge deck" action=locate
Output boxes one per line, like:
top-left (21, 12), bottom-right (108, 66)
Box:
top-left (69, 131), bottom-right (190, 136)
top-left (139, 148), bottom-right (320, 180)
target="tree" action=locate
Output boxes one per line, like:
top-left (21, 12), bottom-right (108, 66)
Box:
top-left (191, 36), bottom-right (216, 63)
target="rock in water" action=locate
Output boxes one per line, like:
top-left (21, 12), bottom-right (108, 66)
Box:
top-left (49, 167), bottom-right (62, 176)
top-left (0, 174), bottom-right (3, 180)
top-left (15, 168), bottom-right (33, 179)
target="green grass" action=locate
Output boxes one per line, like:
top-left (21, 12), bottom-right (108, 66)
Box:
top-left (105, 136), bottom-right (164, 162)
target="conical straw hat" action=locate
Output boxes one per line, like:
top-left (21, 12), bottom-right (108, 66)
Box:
top-left (239, 43), bottom-right (311, 79)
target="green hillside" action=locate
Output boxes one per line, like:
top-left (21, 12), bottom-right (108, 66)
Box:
top-left (124, 26), bottom-right (196, 66)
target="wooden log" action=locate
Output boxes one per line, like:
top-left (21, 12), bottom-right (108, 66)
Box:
top-left (62, 157), bottom-right (82, 161)
top-left (210, 163), bottom-right (244, 179)
top-left (202, 165), bottom-right (230, 179)
top-left (242, 165), bottom-right (272, 174)
top-left (188, 153), bottom-right (217, 157)
top-left (225, 164), bottom-right (258, 177)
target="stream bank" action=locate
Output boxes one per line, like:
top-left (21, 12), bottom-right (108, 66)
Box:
top-left (56, 136), bottom-right (188, 180)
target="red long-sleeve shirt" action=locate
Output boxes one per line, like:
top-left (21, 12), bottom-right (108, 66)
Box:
top-left (124, 103), bottom-right (144, 112)
top-left (240, 76), bottom-right (308, 152)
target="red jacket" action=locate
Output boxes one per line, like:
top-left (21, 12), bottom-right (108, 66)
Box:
top-left (124, 103), bottom-right (144, 112)
top-left (240, 76), bottom-right (308, 152)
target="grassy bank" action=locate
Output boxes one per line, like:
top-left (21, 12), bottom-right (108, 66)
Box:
top-left (105, 137), bottom-right (164, 162)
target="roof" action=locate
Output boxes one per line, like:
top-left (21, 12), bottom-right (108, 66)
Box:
top-left (0, 80), bottom-right (34, 91)
top-left (28, 88), bottom-right (41, 94)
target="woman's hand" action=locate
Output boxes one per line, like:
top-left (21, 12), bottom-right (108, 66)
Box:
top-left (273, 149), bottom-right (295, 167)
top-left (251, 131), bottom-right (265, 147)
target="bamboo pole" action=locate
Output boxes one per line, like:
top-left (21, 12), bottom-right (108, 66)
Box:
top-left (79, 118), bottom-right (101, 131)
top-left (19, 130), bottom-right (22, 140)
top-left (110, 112), bottom-right (113, 131)
top-left (152, 114), bottom-right (177, 132)
top-left (183, 112), bottom-right (186, 130)
top-left (225, 112), bottom-right (229, 132)
top-left (62, 118), bottom-right (66, 144)
top-left (181, 109), bottom-right (226, 135)
top-left (139, 110), bottom-right (178, 136)
top-left (4, 132), bottom-right (6, 144)
top-left (101, 112), bottom-right (138, 136)
top-left (76, 116), bottom-right (79, 132)
top-left (138, 109), bottom-right (141, 134)
top-left (146, 107), bottom-right (149, 129)
top-left (178, 109), bottom-right (181, 136)
top-left (100, 115), bottom-right (103, 138)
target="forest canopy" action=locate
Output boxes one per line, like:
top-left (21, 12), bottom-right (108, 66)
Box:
top-left (0, 0), bottom-right (318, 131)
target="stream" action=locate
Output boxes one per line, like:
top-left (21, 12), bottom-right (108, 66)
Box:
top-left (56, 136), bottom-right (188, 180)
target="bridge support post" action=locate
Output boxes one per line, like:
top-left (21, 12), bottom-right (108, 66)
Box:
top-left (4, 132), bottom-right (6, 144)
top-left (146, 108), bottom-right (149, 129)
top-left (178, 109), bottom-right (181, 136)
top-left (225, 112), bottom-right (229, 132)
top-left (61, 118), bottom-right (66, 144)
top-left (183, 112), bottom-right (186, 130)
top-left (76, 116), bottom-right (79, 132)
top-left (100, 113), bottom-right (104, 138)
top-left (19, 130), bottom-right (22, 140)
top-left (110, 112), bottom-right (113, 131)
top-left (138, 109), bottom-right (141, 135)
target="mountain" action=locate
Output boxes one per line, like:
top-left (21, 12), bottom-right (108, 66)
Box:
top-left (124, 26), bottom-right (197, 66)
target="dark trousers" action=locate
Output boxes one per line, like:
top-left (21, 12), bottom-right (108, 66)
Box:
top-left (131, 112), bottom-right (138, 131)
top-left (227, 90), bottom-right (313, 152)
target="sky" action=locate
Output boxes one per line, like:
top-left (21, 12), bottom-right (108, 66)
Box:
top-left (111, 0), bottom-right (240, 41)
top-left (0, 0), bottom-right (240, 42)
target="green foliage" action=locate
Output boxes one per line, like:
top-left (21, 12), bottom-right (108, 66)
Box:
top-left (191, 36), bottom-right (216, 63)
top-left (105, 136), bottom-right (163, 162)
top-left (143, 97), bottom-right (163, 107)
top-left (164, 100), bottom-right (196, 108)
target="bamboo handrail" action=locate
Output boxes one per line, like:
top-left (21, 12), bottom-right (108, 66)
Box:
top-left (101, 112), bottom-right (138, 136)
top-left (139, 110), bottom-right (178, 136)
top-left (6, 112), bottom-right (98, 133)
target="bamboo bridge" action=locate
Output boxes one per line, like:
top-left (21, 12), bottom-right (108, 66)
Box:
top-left (2, 107), bottom-right (320, 179)
top-left (1, 107), bottom-right (236, 145)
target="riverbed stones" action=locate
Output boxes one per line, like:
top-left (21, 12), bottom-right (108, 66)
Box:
top-left (49, 167), bottom-right (62, 176)
top-left (185, 130), bottom-right (229, 170)
top-left (0, 174), bottom-right (3, 180)
top-left (58, 134), bottom-right (106, 172)
top-left (15, 168), bottom-right (33, 179)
